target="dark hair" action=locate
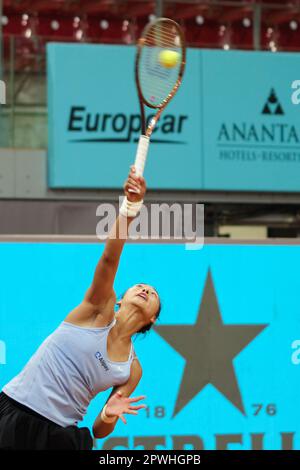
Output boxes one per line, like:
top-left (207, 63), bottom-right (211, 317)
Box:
top-left (119, 284), bottom-right (162, 336)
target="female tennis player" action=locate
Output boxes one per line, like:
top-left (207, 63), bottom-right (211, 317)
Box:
top-left (0, 166), bottom-right (161, 450)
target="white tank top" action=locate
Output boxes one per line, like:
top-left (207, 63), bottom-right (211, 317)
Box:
top-left (3, 318), bottom-right (136, 427)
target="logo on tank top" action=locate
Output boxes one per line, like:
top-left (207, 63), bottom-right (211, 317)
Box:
top-left (95, 351), bottom-right (109, 372)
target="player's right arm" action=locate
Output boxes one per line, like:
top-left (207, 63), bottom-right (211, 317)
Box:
top-left (64, 167), bottom-right (146, 325)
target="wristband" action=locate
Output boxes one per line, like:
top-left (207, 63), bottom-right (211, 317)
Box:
top-left (100, 404), bottom-right (116, 424)
top-left (119, 196), bottom-right (144, 218)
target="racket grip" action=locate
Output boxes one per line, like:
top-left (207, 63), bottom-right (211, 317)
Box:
top-left (134, 135), bottom-right (149, 177)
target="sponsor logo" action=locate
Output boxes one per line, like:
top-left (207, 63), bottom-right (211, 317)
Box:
top-left (67, 107), bottom-right (188, 145)
top-left (154, 270), bottom-right (267, 417)
top-left (262, 88), bottom-right (284, 115)
top-left (217, 87), bottom-right (300, 164)
top-left (95, 351), bottom-right (109, 371)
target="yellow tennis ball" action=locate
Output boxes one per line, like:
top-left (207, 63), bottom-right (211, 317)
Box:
top-left (158, 50), bottom-right (179, 68)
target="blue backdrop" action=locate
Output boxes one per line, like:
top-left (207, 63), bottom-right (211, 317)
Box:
top-left (1, 241), bottom-right (300, 449)
top-left (47, 44), bottom-right (300, 192)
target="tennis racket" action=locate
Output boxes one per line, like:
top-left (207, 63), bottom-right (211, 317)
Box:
top-left (131, 17), bottom-right (186, 185)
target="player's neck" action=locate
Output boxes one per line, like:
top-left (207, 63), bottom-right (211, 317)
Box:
top-left (114, 307), bottom-right (145, 340)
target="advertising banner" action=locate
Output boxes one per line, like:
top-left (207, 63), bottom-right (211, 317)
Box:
top-left (1, 241), bottom-right (300, 449)
top-left (47, 45), bottom-right (300, 192)
top-left (202, 50), bottom-right (300, 191)
top-left (47, 44), bottom-right (201, 189)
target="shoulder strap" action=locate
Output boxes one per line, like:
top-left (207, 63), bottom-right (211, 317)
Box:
top-left (130, 344), bottom-right (137, 362)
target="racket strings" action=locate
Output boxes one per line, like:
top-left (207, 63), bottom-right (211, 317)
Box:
top-left (138, 20), bottom-right (183, 107)
top-left (145, 30), bottom-right (180, 44)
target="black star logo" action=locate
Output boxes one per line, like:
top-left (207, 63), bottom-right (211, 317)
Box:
top-left (262, 88), bottom-right (284, 115)
top-left (154, 270), bottom-right (268, 417)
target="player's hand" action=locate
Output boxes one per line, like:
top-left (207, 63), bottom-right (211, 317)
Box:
top-left (105, 390), bottom-right (147, 424)
top-left (123, 166), bottom-right (146, 203)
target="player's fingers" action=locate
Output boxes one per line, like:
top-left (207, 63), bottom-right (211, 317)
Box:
top-left (124, 179), bottom-right (139, 190)
top-left (125, 182), bottom-right (139, 192)
top-left (129, 395), bottom-right (146, 403)
top-left (128, 174), bottom-right (140, 186)
top-left (119, 414), bottom-right (127, 424)
top-left (129, 404), bottom-right (147, 410)
top-left (140, 180), bottom-right (146, 192)
top-left (127, 184), bottom-right (140, 194)
top-left (130, 168), bottom-right (139, 176)
top-left (127, 188), bottom-right (140, 195)
top-left (126, 184), bottom-right (140, 195)
top-left (127, 177), bottom-right (140, 188)
top-left (125, 410), bottom-right (138, 415)
top-left (129, 167), bottom-right (137, 178)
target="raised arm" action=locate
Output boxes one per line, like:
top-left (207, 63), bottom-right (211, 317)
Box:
top-left (86, 166), bottom-right (146, 305)
top-left (64, 167), bottom-right (146, 325)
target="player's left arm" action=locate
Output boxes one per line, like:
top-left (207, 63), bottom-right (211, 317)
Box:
top-left (92, 359), bottom-right (144, 439)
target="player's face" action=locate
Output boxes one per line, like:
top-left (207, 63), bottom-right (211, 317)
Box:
top-left (123, 283), bottom-right (160, 323)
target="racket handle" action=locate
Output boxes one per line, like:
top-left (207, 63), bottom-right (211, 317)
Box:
top-left (134, 135), bottom-right (149, 177)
